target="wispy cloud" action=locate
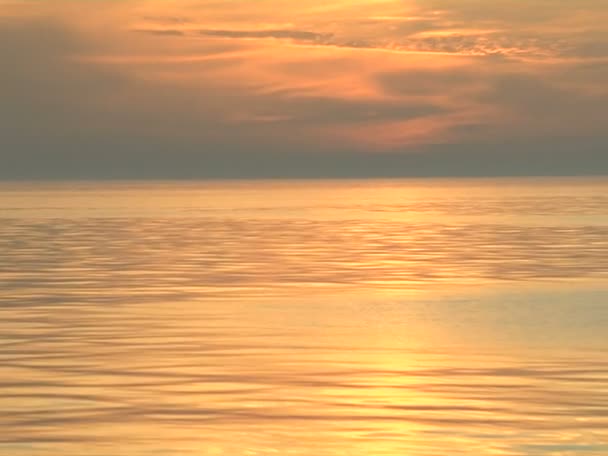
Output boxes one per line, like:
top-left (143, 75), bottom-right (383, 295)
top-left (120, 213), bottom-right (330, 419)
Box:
top-left (136, 24), bottom-right (571, 59)
top-left (198, 28), bottom-right (334, 42)
top-left (137, 27), bottom-right (334, 43)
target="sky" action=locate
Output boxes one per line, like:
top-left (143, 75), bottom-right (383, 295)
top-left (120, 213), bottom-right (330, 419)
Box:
top-left (1, 0), bottom-right (607, 179)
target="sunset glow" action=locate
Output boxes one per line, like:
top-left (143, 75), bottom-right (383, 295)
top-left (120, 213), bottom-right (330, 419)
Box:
top-left (1, 0), bottom-right (607, 178)
top-left (2, 3), bottom-right (608, 455)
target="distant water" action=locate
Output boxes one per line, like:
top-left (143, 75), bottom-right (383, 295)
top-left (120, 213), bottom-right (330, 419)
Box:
top-left (1, 178), bottom-right (607, 456)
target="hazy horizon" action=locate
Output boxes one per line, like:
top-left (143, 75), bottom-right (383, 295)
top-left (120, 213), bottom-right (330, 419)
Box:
top-left (3, 144), bottom-right (608, 180)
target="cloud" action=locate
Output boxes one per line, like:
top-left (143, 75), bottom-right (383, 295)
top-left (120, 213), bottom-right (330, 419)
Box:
top-left (375, 58), bottom-right (608, 143)
top-left (476, 72), bottom-right (608, 136)
top-left (0, 19), bottom-right (130, 136)
top-left (198, 28), bottom-right (334, 43)
top-left (233, 96), bottom-right (444, 126)
top-left (400, 0), bottom-right (608, 62)
top-left (1, 1), bottom-right (607, 178)
top-left (0, 17), bottom-right (443, 175)
top-left (137, 25), bottom-right (564, 58)
top-left (136, 27), bottom-right (335, 44)
top-left (137, 29), bottom-right (186, 36)
top-left (0, 20), bottom-right (253, 162)
top-left (413, 0), bottom-right (606, 24)
top-left (378, 68), bottom-right (478, 96)
top-left (140, 15), bottom-right (190, 25)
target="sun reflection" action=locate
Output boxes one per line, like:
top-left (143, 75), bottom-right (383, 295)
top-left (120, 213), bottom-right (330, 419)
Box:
top-left (1, 179), bottom-right (608, 454)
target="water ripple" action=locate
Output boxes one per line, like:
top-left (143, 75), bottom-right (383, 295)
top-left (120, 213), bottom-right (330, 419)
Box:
top-left (1, 180), bottom-right (607, 455)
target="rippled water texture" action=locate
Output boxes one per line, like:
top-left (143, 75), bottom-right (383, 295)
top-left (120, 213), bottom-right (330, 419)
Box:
top-left (1, 178), bottom-right (607, 455)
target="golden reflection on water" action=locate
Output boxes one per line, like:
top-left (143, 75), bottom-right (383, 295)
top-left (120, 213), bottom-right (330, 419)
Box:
top-left (1, 179), bottom-right (608, 455)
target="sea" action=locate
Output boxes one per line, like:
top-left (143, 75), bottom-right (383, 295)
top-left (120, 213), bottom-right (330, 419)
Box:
top-left (1, 178), bottom-right (607, 455)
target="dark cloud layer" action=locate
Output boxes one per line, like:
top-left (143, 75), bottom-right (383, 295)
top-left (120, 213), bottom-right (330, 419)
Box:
top-left (4, 138), bottom-right (608, 180)
top-left (198, 28), bottom-right (334, 42)
top-left (138, 28), bottom-right (334, 43)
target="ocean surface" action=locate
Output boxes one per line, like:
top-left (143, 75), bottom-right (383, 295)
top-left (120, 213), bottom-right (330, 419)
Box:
top-left (1, 178), bottom-right (607, 456)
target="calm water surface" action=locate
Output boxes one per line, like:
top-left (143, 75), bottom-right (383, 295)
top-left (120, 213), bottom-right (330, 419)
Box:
top-left (1, 178), bottom-right (607, 455)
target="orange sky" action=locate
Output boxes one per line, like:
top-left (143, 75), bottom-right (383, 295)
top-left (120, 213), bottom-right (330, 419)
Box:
top-left (1, 0), bottom-right (607, 177)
